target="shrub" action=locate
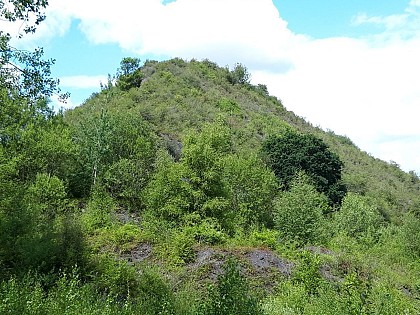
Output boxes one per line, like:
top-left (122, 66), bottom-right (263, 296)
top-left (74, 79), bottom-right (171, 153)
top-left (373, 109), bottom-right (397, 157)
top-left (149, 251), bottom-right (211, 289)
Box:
top-left (292, 251), bottom-right (323, 296)
top-left (25, 173), bottom-right (67, 221)
top-left (80, 187), bottom-right (115, 232)
top-left (194, 219), bottom-right (227, 245)
top-left (274, 173), bottom-right (330, 246)
top-left (334, 193), bottom-right (383, 240)
top-left (262, 130), bottom-right (346, 205)
top-left (199, 258), bottom-right (263, 315)
top-left (91, 255), bottom-right (139, 299)
top-left (137, 267), bottom-right (176, 315)
top-left (217, 97), bottom-right (241, 115)
top-left (172, 229), bottom-right (196, 264)
top-left (400, 213), bottom-right (420, 258)
top-left (227, 63), bottom-right (251, 85)
top-left (249, 229), bottom-right (280, 250)
top-left (222, 154), bottom-right (278, 229)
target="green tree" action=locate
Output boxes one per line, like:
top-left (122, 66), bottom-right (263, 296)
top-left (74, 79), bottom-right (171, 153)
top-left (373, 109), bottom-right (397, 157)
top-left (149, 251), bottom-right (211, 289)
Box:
top-left (228, 63), bottom-right (251, 85)
top-left (334, 193), bottom-right (382, 239)
top-left (1, 0), bottom-right (68, 102)
top-left (73, 108), bottom-right (156, 201)
top-left (116, 57), bottom-right (143, 91)
top-left (1, 172), bottom-right (85, 274)
top-left (182, 123), bottom-right (231, 200)
top-left (400, 213), bottom-right (420, 258)
top-left (274, 173), bottom-right (330, 245)
top-left (262, 130), bottom-right (346, 205)
top-left (0, 0), bottom-right (48, 34)
top-left (145, 123), bottom-right (233, 230)
top-left (222, 154), bottom-right (278, 229)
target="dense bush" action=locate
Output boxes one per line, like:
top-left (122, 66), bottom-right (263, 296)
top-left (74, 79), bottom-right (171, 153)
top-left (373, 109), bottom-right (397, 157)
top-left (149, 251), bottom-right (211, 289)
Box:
top-left (262, 130), bottom-right (346, 205)
top-left (274, 173), bottom-right (330, 246)
top-left (222, 154), bottom-right (278, 229)
top-left (227, 63), bottom-right (251, 85)
top-left (334, 193), bottom-right (383, 240)
top-left (73, 108), bottom-right (156, 201)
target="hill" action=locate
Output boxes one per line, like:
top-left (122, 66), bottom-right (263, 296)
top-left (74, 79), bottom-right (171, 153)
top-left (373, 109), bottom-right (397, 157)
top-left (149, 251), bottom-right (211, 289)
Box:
top-left (1, 58), bottom-right (419, 314)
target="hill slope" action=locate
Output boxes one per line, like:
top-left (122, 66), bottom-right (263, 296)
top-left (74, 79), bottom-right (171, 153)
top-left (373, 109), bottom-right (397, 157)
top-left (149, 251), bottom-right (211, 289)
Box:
top-left (68, 58), bottom-right (420, 221)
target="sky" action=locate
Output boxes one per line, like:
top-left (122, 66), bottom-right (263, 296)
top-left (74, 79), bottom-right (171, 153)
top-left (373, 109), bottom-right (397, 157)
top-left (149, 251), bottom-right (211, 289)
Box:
top-left (3, 0), bottom-right (420, 174)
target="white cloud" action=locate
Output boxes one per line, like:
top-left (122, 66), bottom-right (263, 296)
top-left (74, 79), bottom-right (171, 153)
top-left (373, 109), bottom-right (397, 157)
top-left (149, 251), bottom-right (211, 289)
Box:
top-left (60, 75), bottom-right (107, 89)
top-left (351, 1), bottom-right (420, 40)
top-left (29, 0), bottom-right (299, 71)
top-left (49, 94), bottom-right (78, 112)
top-left (352, 12), bottom-right (408, 30)
top-left (9, 0), bottom-right (420, 173)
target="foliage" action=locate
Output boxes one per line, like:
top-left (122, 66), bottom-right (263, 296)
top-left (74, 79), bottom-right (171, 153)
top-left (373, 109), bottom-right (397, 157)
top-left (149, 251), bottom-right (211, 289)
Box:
top-left (145, 123), bottom-right (279, 233)
top-left (292, 251), bottom-right (323, 296)
top-left (72, 108), bottom-right (156, 200)
top-left (172, 229), bottom-right (196, 264)
top-left (222, 154), bottom-right (278, 229)
top-left (199, 258), bottom-right (263, 315)
top-left (80, 187), bottom-right (115, 233)
top-left (400, 212), bottom-right (420, 258)
top-left (136, 267), bottom-right (177, 315)
top-left (248, 229), bottom-right (280, 250)
top-left (262, 130), bottom-right (346, 205)
top-left (334, 193), bottom-right (383, 240)
top-left (217, 97), bottom-right (241, 114)
top-left (25, 173), bottom-right (67, 221)
top-left (227, 63), bottom-right (251, 85)
top-left (187, 217), bottom-right (227, 245)
top-left (0, 0), bottom-right (48, 34)
top-left (144, 123), bottom-right (233, 230)
top-left (91, 255), bottom-right (139, 299)
top-left (0, 0), bottom-right (67, 102)
top-left (274, 173), bottom-right (330, 246)
top-left (116, 57), bottom-right (143, 91)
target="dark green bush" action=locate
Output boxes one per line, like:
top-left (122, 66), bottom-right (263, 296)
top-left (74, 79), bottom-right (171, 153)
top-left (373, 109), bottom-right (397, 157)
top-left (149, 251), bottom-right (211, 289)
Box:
top-left (262, 130), bottom-right (346, 205)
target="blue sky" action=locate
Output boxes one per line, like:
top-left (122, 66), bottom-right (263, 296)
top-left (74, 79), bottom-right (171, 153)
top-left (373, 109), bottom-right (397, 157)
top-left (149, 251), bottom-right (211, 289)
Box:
top-left (4, 0), bottom-right (420, 173)
top-left (277, 1), bottom-right (411, 38)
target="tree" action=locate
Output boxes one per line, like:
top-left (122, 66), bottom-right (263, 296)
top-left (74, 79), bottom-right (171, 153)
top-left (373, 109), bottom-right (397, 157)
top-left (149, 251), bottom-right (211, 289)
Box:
top-left (116, 57), bottom-right (143, 91)
top-left (0, 0), bottom-right (48, 34)
top-left (1, 1), bottom-right (68, 102)
top-left (222, 154), bottom-right (278, 229)
top-left (0, 0), bottom-right (85, 279)
top-left (262, 130), bottom-right (346, 205)
top-left (227, 63), bottom-right (251, 85)
top-left (334, 193), bottom-right (382, 239)
top-left (274, 173), bottom-right (329, 245)
top-left (73, 108), bottom-right (156, 201)
top-left (144, 123), bottom-right (234, 230)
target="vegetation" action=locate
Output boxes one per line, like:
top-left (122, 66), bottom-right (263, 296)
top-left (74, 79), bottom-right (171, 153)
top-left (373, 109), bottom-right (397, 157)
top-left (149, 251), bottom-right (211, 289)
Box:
top-left (1, 2), bottom-right (419, 313)
top-left (262, 130), bottom-right (346, 206)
